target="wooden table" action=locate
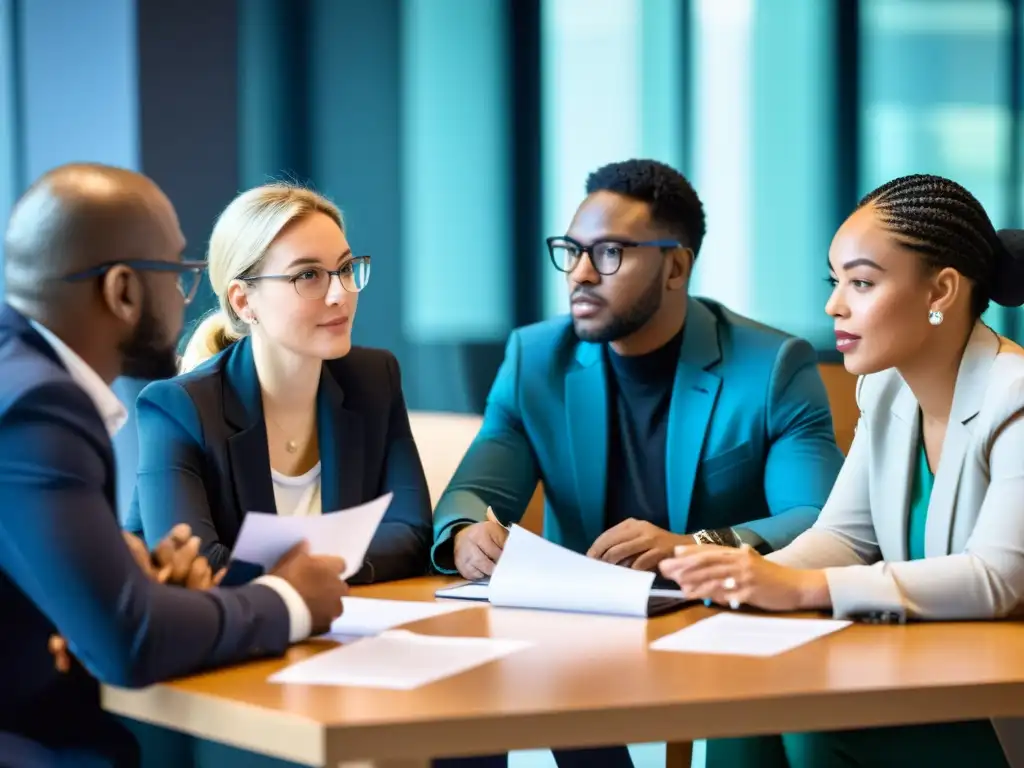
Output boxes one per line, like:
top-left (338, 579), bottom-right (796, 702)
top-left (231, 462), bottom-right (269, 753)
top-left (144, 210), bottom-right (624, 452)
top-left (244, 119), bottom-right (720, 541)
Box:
top-left (103, 577), bottom-right (1024, 767)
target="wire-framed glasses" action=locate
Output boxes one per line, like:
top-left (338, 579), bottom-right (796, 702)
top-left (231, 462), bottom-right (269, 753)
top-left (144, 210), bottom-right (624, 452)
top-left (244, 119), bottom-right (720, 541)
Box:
top-left (240, 256), bottom-right (371, 299)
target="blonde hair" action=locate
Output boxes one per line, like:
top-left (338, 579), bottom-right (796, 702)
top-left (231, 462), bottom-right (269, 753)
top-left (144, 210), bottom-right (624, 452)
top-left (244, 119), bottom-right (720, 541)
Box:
top-left (180, 183), bottom-right (344, 373)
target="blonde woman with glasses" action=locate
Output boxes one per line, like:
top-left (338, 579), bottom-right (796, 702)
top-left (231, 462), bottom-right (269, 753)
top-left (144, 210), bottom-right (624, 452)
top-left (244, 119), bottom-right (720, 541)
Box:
top-left (125, 183), bottom-right (432, 586)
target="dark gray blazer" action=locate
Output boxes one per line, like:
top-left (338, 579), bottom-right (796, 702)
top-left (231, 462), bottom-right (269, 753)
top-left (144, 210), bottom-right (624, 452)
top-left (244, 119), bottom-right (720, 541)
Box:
top-left (124, 336), bottom-right (433, 582)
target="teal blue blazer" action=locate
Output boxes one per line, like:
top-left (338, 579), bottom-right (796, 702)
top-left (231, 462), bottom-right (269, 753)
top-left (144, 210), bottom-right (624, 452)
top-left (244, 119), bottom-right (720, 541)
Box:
top-left (432, 298), bottom-right (844, 570)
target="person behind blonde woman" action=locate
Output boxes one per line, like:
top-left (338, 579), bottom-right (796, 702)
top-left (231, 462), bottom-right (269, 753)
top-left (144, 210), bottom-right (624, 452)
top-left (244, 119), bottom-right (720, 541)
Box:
top-left (124, 183), bottom-right (433, 584)
top-left (660, 173), bottom-right (1024, 768)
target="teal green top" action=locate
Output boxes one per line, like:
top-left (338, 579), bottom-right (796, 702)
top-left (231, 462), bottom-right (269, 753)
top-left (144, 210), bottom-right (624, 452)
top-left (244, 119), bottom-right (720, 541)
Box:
top-left (907, 433), bottom-right (935, 561)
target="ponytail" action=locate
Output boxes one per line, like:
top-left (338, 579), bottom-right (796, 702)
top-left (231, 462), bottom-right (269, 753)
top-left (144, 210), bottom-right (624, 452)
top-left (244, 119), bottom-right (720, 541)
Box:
top-left (179, 311), bottom-right (244, 373)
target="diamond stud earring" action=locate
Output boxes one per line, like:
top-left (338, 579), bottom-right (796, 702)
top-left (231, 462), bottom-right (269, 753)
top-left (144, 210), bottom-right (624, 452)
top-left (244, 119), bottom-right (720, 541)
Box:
top-left (928, 310), bottom-right (943, 326)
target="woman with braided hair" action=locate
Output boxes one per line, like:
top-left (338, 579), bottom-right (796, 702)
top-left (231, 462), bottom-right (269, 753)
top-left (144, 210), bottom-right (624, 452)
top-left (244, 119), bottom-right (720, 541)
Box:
top-left (662, 173), bottom-right (1024, 767)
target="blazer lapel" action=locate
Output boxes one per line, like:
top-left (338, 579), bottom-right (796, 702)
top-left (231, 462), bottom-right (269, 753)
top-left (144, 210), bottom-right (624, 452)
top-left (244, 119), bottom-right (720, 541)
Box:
top-left (875, 382), bottom-right (918, 561)
top-left (666, 300), bottom-right (722, 534)
top-left (316, 364), bottom-right (365, 512)
top-left (223, 339), bottom-right (277, 516)
top-left (566, 341), bottom-right (608, 548)
top-left (925, 322), bottom-right (998, 556)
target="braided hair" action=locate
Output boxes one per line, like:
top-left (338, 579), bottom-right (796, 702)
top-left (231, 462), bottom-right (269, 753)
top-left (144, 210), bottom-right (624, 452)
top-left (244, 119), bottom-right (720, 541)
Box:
top-left (859, 174), bottom-right (1024, 318)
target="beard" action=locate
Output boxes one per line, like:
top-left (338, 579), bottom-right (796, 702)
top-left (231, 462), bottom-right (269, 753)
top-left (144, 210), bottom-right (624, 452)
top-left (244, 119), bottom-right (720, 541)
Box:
top-left (573, 270), bottom-right (663, 344)
top-left (119, 302), bottom-right (180, 380)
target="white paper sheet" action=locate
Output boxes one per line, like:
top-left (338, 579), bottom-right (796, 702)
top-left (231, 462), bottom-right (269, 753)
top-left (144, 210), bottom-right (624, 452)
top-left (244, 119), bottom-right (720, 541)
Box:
top-left (486, 525), bottom-right (658, 618)
top-left (268, 629), bottom-right (531, 689)
top-left (651, 613), bottom-right (852, 657)
top-left (230, 492), bottom-right (392, 580)
top-left (323, 597), bottom-right (476, 638)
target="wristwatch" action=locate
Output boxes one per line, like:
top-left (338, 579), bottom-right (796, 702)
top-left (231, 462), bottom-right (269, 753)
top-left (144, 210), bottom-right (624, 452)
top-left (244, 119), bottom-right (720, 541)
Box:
top-left (693, 527), bottom-right (774, 554)
top-left (693, 528), bottom-right (741, 547)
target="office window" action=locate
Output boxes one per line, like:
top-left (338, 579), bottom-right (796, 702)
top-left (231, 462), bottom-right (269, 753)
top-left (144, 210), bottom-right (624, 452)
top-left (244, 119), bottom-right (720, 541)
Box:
top-left (861, 0), bottom-right (1011, 213)
top-left (540, 0), bottom-right (683, 318)
top-left (687, 0), bottom-right (754, 315)
top-left (690, 0), bottom-right (835, 347)
top-left (401, 0), bottom-right (511, 343)
top-left (861, 0), bottom-right (1014, 331)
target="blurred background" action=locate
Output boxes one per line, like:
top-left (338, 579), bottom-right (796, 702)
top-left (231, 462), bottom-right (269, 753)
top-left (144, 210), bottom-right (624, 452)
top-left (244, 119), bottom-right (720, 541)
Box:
top-left (0, 1), bottom-right (1019, 766)
top-left (0, 0), bottom-right (1021, 504)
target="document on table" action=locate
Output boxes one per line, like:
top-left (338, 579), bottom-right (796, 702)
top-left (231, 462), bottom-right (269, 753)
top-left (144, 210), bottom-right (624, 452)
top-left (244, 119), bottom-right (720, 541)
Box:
top-left (324, 597), bottom-right (476, 639)
top-left (435, 525), bottom-right (688, 618)
top-left (651, 613), bottom-right (852, 657)
top-left (436, 578), bottom-right (685, 602)
top-left (230, 492), bottom-right (392, 580)
top-left (269, 630), bottom-right (531, 689)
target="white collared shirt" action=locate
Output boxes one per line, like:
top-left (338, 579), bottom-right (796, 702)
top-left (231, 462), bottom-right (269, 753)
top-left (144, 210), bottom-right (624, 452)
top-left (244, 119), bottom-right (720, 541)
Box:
top-left (29, 320), bottom-right (312, 643)
top-left (29, 320), bottom-right (128, 437)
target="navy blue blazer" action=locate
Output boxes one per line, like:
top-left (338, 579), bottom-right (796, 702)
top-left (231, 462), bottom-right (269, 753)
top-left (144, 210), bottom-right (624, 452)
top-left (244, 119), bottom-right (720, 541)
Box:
top-left (124, 336), bottom-right (432, 582)
top-left (0, 305), bottom-right (291, 764)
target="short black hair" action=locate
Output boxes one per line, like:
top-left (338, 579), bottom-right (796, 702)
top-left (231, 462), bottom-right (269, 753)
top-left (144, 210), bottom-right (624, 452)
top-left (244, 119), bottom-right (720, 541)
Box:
top-left (859, 173), bottom-right (1024, 317)
top-left (585, 159), bottom-right (707, 257)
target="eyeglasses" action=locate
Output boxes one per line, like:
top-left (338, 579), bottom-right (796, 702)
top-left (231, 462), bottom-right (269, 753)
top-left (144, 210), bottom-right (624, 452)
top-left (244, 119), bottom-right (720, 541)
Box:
top-left (546, 236), bottom-right (682, 276)
top-left (63, 259), bottom-right (207, 306)
top-left (240, 256), bottom-right (371, 299)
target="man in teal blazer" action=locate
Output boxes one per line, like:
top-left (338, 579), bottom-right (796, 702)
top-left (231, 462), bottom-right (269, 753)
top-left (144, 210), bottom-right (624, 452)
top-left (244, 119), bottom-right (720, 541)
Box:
top-left (433, 159), bottom-right (844, 589)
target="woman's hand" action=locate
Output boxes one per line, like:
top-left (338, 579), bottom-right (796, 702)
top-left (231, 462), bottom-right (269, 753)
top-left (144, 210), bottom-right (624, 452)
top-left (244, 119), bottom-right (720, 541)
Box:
top-left (658, 544), bottom-right (831, 613)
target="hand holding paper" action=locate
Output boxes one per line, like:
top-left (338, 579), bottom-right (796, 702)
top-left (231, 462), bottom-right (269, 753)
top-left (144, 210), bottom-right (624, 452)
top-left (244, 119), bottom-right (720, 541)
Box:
top-left (269, 541), bottom-right (348, 635)
top-left (452, 525), bottom-right (686, 618)
top-left (231, 492), bottom-right (393, 580)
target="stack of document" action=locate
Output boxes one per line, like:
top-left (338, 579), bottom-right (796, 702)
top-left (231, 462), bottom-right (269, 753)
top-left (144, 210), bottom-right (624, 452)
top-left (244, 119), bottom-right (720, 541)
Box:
top-left (436, 525), bottom-right (688, 618)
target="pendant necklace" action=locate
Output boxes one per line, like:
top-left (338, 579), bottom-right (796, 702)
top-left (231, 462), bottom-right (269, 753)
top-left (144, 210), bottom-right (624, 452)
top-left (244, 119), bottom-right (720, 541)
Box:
top-left (266, 410), bottom-right (301, 454)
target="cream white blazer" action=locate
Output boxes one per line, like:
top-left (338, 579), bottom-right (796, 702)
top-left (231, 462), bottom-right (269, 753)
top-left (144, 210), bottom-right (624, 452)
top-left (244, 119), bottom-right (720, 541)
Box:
top-left (771, 321), bottom-right (1024, 620)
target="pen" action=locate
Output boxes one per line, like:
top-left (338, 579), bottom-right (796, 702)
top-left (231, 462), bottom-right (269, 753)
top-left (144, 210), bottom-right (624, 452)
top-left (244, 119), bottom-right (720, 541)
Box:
top-left (486, 507), bottom-right (509, 531)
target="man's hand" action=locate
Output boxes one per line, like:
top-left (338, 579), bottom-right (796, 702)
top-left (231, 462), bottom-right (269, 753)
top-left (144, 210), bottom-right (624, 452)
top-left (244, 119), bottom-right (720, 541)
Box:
top-left (269, 541), bottom-right (348, 635)
top-left (586, 519), bottom-right (693, 571)
top-left (149, 524), bottom-right (226, 589)
top-left (50, 525), bottom-right (226, 673)
top-left (123, 524), bottom-right (226, 589)
top-left (453, 515), bottom-right (509, 580)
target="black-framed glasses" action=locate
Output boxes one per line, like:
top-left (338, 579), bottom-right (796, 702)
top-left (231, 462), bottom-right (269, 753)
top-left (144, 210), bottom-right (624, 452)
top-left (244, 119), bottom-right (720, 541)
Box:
top-left (546, 235), bottom-right (682, 276)
top-left (240, 255), bottom-right (371, 299)
top-left (63, 259), bottom-right (207, 306)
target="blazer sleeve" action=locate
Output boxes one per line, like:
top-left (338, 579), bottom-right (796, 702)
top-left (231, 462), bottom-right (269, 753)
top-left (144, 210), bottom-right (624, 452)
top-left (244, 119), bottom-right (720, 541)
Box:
top-left (431, 330), bottom-right (540, 573)
top-left (812, 384), bottom-right (1024, 621)
top-left (740, 338), bottom-right (845, 549)
top-left (0, 381), bottom-right (290, 688)
top-left (133, 380), bottom-right (231, 570)
top-left (767, 377), bottom-right (881, 571)
top-left (357, 353), bottom-right (433, 584)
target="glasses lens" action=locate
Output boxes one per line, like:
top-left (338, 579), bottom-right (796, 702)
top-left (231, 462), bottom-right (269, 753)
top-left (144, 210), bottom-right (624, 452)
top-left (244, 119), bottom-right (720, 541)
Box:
top-left (293, 268), bottom-right (330, 299)
top-left (341, 257), bottom-right (371, 292)
top-left (549, 240), bottom-right (580, 273)
top-left (590, 243), bottom-right (623, 275)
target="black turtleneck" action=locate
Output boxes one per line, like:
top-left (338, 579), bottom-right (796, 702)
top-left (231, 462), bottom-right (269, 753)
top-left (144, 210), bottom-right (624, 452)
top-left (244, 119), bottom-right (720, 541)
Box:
top-left (603, 326), bottom-right (684, 531)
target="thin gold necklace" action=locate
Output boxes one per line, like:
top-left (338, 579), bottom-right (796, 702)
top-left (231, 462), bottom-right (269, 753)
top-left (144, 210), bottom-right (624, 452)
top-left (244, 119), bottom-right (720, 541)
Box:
top-left (264, 409), bottom-right (301, 454)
